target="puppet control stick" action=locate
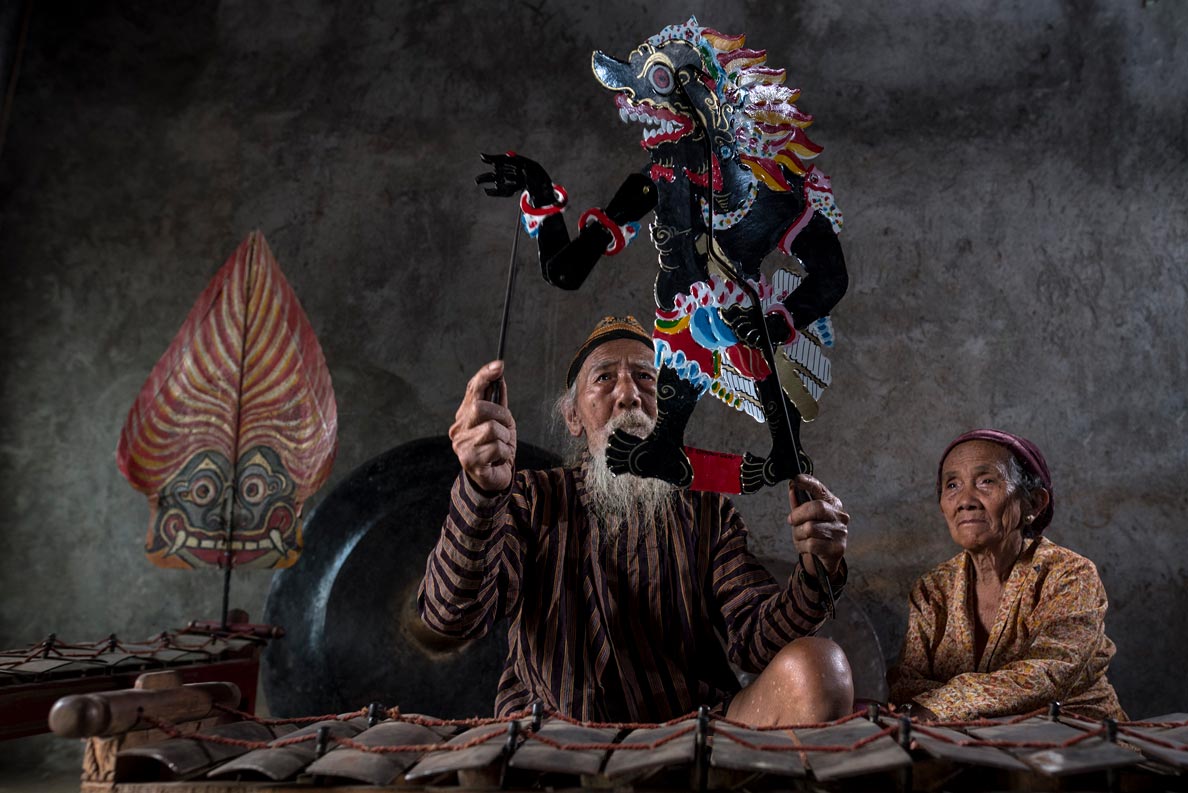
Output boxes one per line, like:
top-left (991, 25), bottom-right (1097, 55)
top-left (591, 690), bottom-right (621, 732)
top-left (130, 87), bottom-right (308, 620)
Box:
top-left (486, 209), bottom-right (522, 404)
top-left (709, 251), bottom-right (837, 619)
top-left (695, 109), bottom-right (838, 617)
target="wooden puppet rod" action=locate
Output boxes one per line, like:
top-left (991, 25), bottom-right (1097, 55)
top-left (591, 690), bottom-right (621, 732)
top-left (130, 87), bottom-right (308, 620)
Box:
top-left (707, 245), bottom-right (837, 620)
top-left (488, 211), bottom-right (522, 404)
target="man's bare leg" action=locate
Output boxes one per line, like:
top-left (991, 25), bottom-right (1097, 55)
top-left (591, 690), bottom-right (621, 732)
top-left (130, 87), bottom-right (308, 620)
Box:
top-left (726, 637), bottom-right (853, 726)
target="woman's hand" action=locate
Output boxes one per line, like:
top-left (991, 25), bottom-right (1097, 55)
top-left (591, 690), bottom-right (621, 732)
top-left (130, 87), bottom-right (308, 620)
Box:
top-left (897, 701), bottom-right (940, 721)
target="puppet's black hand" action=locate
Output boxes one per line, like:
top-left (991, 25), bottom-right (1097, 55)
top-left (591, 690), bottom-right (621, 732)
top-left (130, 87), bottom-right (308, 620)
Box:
top-left (721, 304), bottom-right (794, 349)
top-left (476, 152), bottom-right (555, 206)
top-left (604, 172), bottom-right (658, 223)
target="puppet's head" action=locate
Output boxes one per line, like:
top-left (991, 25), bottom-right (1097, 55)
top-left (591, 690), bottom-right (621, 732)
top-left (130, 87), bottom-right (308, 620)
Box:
top-left (591, 16), bottom-right (823, 192)
top-left (150, 445), bottom-right (297, 568)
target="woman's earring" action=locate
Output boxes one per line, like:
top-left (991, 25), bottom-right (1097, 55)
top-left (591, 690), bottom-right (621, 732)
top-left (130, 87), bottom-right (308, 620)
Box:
top-left (1024, 515), bottom-right (1034, 524)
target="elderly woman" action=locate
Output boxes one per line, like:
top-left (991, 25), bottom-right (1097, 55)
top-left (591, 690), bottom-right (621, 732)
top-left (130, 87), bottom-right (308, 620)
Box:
top-left (888, 429), bottom-right (1126, 721)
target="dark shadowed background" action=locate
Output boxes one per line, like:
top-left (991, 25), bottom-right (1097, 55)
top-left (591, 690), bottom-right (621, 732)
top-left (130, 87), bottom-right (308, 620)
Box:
top-left (1, 0), bottom-right (1185, 776)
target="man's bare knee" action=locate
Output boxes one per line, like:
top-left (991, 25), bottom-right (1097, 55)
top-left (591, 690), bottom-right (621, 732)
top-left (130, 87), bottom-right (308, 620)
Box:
top-left (728, 637), bottom-right (854, 726)
top-left (773, 636), bottom-right (849, 678)
top-left (771, 637), bottom-right (852, 705)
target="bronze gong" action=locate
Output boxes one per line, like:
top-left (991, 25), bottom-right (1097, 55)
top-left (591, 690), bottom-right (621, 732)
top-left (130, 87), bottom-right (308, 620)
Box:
top-left (262, 436), bottom-right (561, 718)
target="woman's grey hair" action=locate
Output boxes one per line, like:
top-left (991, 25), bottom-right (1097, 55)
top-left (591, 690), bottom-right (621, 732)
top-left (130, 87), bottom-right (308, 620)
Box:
top-left (1005, 453), bottom-right (1048, 539)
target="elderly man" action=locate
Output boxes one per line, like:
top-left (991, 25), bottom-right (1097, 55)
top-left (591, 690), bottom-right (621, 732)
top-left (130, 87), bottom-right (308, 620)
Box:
top-left (418, 316), bottom-right (852, 725)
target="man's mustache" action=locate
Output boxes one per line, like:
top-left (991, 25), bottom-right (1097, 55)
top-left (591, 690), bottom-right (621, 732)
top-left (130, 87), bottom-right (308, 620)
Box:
top-left (605, 410), bottom-right (654, 436)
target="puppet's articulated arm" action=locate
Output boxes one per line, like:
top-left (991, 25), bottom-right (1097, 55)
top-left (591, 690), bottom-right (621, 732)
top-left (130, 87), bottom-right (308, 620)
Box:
top-left (722, 211), bottom-right (848, 348)
top-left (783, 212), bottom-right (848, 328)
top-left (477, 153), bottom-right (657, 291)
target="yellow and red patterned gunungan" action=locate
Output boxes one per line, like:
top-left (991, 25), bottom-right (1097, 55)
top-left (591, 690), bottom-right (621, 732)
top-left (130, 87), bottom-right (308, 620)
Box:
top-left (117, 231), bottom-right (337, 570)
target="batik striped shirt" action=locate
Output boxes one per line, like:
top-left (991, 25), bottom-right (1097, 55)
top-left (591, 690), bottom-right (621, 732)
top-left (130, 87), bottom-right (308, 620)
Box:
top-left (417, 463), bottom-right (842, 721)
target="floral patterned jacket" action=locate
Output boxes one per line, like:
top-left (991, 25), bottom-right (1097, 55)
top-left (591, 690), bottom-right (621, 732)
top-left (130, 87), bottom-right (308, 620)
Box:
top-left (888, 537), bottom-right (1126, 721)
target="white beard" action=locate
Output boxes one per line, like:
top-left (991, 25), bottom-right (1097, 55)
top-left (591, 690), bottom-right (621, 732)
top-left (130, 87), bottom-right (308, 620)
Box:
top-left (581, 409), bottom-right (675, 533)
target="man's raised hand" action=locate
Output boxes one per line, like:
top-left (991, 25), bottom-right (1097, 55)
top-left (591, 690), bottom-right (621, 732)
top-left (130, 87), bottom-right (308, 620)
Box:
top-left (449, 361), bottom-right (517, 494)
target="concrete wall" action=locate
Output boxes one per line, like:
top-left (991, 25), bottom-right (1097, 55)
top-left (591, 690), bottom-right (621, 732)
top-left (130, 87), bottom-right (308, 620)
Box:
top-left (1, 0), bottom-right (1184, 733)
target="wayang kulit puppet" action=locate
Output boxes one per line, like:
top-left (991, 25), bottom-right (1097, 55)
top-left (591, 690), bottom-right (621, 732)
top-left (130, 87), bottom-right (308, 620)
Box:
top-left (117, 232), bottom-right (337, 580)
top-left (478, 17), bottom-right (847, 496)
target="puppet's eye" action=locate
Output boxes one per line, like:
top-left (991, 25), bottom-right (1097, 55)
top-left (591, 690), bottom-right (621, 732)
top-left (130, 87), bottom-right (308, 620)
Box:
top-left (188, 474), bottom-right (220, 506)
top-left (647, 63), bottom-right (675, 95)
top-left (241, 474), bottom-right (268, 504)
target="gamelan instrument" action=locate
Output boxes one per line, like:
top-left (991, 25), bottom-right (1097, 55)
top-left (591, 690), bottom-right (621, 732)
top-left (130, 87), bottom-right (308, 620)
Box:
top-left (0, 621), bottom-right (272, 741)
top-left (51, 671), bottom-right (1188, 792)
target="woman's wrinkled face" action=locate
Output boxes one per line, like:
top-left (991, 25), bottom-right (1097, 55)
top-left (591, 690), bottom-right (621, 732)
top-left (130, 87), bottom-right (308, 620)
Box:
top-left (939, 440), bottom-right (1024, 554)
